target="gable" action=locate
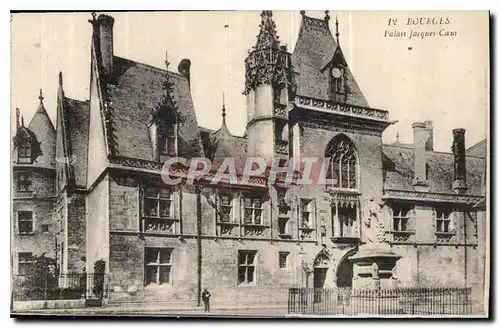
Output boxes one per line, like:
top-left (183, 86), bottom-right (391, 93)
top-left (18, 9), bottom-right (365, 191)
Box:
top-left (292, 14), bottom-right (369, 107)
top-left (105, 56), bottom-right (204, 161)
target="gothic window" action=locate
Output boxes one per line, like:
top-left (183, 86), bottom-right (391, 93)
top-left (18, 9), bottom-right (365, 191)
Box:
top-left (338, 204), bottom-right (357, 237)
top-left (18, 252), bottom-right (34, 276)
top-left (15, 171), bottom-right (32, 192)
top-left (243, 196), bottom-right (263, 225)
top-left (17, 211), bottom-right (33, 234)
top-left (331, 194), bottom-right (360, 241)
top-left (144, 248), bottom-right (173, 286)
top-left (18, 140), bottom-right (32, 163)
top-left (325, 135), bottom-right (358, 189)
top-left (238, 250), bottom-right (257, 285)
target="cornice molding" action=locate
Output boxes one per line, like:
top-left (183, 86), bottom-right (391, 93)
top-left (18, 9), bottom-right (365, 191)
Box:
top-left (294, 95), bottom-right (389, 122)
top-left (383, 189), bottom-right (483, 204)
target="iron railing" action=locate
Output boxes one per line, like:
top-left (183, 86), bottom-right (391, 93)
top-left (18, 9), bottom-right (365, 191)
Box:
top-left (288, 287), bottom-right (472, 316)
top-left (12, 273), bottom-right (108, 302)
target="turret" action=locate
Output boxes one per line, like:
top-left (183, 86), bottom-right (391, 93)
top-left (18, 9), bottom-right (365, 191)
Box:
top-left (243, 11), bottom-right (291, 162)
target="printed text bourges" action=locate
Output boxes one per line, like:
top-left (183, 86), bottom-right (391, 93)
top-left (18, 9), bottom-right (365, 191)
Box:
top-left (384, 17), bottom-right (457, 40)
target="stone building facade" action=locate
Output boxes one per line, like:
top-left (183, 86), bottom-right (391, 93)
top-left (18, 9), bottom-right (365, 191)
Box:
top-left (12, 11), bottom-right (487, 311)
top-left (12, 92), bottom-right (57, 275)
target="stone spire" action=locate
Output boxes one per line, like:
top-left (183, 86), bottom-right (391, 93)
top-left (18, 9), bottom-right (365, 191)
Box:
top-left (254, 11), bottom-right (280, 49)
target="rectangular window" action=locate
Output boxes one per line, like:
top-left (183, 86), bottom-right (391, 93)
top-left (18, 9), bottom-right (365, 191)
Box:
top-left (18, 143), bottom-right (32, 163)
top-left (238, 250), bottom-right (257, 285)
top-left (161, 124), bottom-right (177, 156)
top-left (143, 188), bottom-right (173, 218)
top-left (18, 211), bottom-right (33, 234)
top-left (16, 171), bottom-right (32, 192)
top-left (300, 199), bottom-right (313, 229)
top-left (243, 196), bottom-right (263, 225)
top-left (436, 208), bottom-right (453, 233)
top-left (18, 252), bottom-right (34, 275)
top-left (41, 224), bottom-right (49, 233)
top-left (278, 252), bottom-right (289, 269)
top-left (144, 248), bottom-right (173, 286)
top-left (217, 193), bottom-right (234, 223)
top-left (392, 205), bottom-right (412, 232)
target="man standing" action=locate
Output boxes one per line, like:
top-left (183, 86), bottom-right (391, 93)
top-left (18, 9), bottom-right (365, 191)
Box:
top-left (202, 288), bottom-right (211, 313)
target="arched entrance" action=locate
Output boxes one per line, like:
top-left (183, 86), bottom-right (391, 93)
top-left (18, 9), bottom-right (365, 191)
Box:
top-left (313, 251), bottom-right (331, 303)
top-left (336, 250), bottom-right (355, 288)
top-left (313, 251), bottom-right (331, 289)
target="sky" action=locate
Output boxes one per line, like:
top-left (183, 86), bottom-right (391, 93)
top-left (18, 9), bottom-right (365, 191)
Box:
top-left (10, 11), bottom-right (489, 152)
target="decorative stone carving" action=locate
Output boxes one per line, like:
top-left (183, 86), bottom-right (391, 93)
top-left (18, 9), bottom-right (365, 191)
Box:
top-left (300, 228), bottom-right (314, 240)
top-left (275, 139), bottom-right (288, 155)
top-left (273, 104), bottom-right (287, 117)
top-left (142, 218), bottom-right (175, 233)
top-left (243, 12), bottom-right (290, 95)
top-left (294, 95), bottom-right (389, 121)
top-left (362, 197), bottom-right (387, 244)
top-left (243, 225), bottom-right (266, 237)
top-left (219, 223), bottom-right (235, 235)
top-left (383, 189), bottom-right (481, 204)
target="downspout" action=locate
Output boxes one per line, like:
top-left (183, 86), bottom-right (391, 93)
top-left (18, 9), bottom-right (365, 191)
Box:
top-left (196, 184), bottom-right (202, 307)
top-left (464, 209), bottom-right (468, 288)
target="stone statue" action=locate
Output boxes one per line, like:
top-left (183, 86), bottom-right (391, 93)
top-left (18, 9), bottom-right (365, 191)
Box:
top-left (362, 197), bottom-right (387, 244)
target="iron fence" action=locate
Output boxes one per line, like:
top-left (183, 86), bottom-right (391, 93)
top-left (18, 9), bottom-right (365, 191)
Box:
top-left (288, 287), bottom-right (472, 316)
top-left (12, 273), bottom-right (108, 302)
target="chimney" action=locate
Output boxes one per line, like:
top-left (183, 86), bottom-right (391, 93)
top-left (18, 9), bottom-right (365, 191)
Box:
top-left (452, 128), bottom-right (467, 193)
top-left (424, 120), bottom-right (433, 151)
top-left (16, 108), bottom-right (20, 131)
top-left (178, 59), bottom-right (191, 87)
top-left (97, 14), bottom-right (115, 75)
top-left (412, 122), bottom-right (428, 187)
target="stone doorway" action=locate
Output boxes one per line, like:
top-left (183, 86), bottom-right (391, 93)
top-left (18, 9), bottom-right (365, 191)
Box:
top-left (313, 250), bottom-right (331, 303)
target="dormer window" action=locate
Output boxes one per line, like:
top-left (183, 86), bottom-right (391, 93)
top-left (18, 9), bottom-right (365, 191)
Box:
top-left (331, 66), bottom-right (344, 93)
top-left (159, 123), bottom-right (177, 157)
top-left (18, 140), bottom-right (32, 163)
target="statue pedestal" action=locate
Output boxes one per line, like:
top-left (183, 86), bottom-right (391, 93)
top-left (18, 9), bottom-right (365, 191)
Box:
top-left (348, 243), bottom-right (402, 315)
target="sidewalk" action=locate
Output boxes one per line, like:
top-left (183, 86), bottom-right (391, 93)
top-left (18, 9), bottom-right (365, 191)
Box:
top-left (13, 301), bottom-right (289, 317)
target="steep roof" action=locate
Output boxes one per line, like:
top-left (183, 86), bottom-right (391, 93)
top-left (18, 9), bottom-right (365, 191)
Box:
top-left (466, 139), bottom-right (487, 158)
top-left (64, 98), bottom-right (90, 187)
top-left (383, 144), bottom-right (485, 196)
top-left (106, 56), bottom-right (204, 160)
top-left (14, 92), bottom-right (56, 168)
top-left (291, 14), bottom-right (369, 107)
top-left (199, 105), bottom-right (247, 174)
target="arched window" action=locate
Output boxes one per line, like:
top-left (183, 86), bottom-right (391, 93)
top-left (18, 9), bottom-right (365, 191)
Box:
top-left (325, 135), bottom-right (358, 189)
